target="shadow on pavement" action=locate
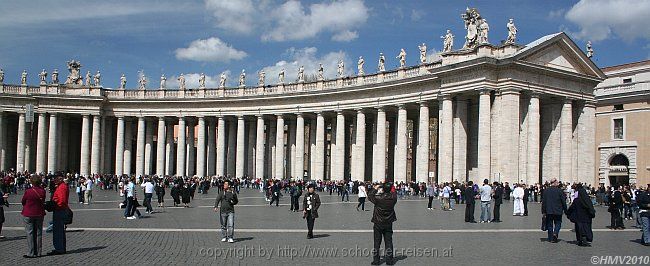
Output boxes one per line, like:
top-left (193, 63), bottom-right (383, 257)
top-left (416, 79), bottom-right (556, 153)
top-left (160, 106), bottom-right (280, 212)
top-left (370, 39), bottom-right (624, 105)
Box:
top-left (66, 246), bottom-right (107, 254)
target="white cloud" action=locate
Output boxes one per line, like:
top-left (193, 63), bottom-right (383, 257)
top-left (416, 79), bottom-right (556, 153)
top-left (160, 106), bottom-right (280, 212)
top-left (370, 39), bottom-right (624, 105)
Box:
top-left (204, 0), bottom-right (369, 42)
top-left (564, 0), bottom-right (650, 42)
top-left (167, 72), bottom-right (224, 89)
top-left (175, 37), bottom-right (247, 63)
top-left (331, 30), bottom-right (359, 42)
top-left (260, 47), bottom-right (351, 85)
top-left (411, 9), bottom-right (424, 21)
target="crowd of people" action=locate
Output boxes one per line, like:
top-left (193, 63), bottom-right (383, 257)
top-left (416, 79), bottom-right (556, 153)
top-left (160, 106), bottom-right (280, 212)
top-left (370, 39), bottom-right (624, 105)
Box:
top-left (1, 167), bottom-right (649, 262)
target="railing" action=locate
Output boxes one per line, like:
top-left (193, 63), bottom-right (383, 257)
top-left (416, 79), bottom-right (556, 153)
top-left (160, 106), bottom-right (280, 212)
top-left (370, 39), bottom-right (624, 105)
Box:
top-left (2, 85), bottom-right (22, 94)
top-left (323, 80), bottom-right (337, 89)
top-left (304, 82), bottom-right (318, 90)
top-left (284, 84), bottom-right (298, 92)
top-left (383, 71), bottom-right (398, 81)
top-left (595, 81), bottom-right (649, 97)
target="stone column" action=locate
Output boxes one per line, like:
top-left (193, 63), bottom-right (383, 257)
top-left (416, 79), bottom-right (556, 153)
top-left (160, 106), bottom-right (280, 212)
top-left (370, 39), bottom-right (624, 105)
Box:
top-left (453, 99), bottom-right (468, 182)
top-left (438, 95), bottom-right (453, 183)
top-left (196, 116), bottom-right (206, 177)
top-left (186, 121), bottom-right (195, 177)
top-left (295, 114), bottom-right (305, 179)
top-left (333, 111), bottom-right (345, 181)
top-left (207, 119), bottom-right (216, 176)
top-left (394, 105), bottom-right (408, 183)
top-left (275, 115), bottom-right (285, 179)
top-left (115, 117), bottom-right (125, 175)
top-left (527, 93), bottom-right (540, 185)
top-left (0, 113), bottom-right (6, 171)
top-left (255, 115), bottom-right (265, 179)
top-left (135, 117), bottom-right (146, 177)
top-left (374, 108), bottom-right (387, 182)
top-left (502, 89), bottom-right (520, 183)
top-left (236, 116), bottom-right (246, 178)
top-left (57, 117), bottom-right (65, 172)
top-left (16, 113), bottom-right (26, 172)
top-left (144, 120), bottom-right (154, 175)
top-left (353, 109), bottom-right (366, 182)
top-left (79, 115), bottom-right (91, 176)
top-left (156, 117), bottom-right (166, 176)
top-left (247, 121), bottom-right (256, 177)
top-left (478, 89), bottom-right (491, 182)
top-left (47, 113), bottom-right (58, 173)
top-left (559, 99), bottom-right (573, 183)
top-left (91, 115), bottom-right (102, 175)
top-left (287, 120), bottom-right (296, 179)
top-left (165, 121), bottom-right (174, 176)
top-left (312, 112), bottom-right (325, 181)
top-left (123, 120), bottom-right (133, 175)
top-left (216, 117), bottom-right (226, 177)
top-left (268, 120), bottom-right (276, 177)
top-left (578, 102), bottom-right (596, 185)
top-left (227, 120), bottom-right (236, 176)
top-left (36, 113), bottom-right (48, 173)
top-left (176, 117), bottom-right (186, 177)
top-left (416, 103), bottom-right (429, 183)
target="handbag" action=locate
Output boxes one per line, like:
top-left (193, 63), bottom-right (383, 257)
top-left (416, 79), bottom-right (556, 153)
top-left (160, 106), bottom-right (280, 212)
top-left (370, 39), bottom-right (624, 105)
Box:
top-left (64, 208), bottom-right (73, 225)
top-left (44, 200), bottom-right (56, 212)
top-left (541, 214), bottom-right (547, 231)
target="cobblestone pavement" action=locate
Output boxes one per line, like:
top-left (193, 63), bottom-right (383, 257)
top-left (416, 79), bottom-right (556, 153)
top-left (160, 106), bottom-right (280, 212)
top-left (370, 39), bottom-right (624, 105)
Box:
top-left (0, 188), bottom-right (647, 265)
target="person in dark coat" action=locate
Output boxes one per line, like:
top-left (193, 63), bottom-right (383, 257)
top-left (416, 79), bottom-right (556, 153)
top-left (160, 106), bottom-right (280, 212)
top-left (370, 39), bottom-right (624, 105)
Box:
top-left (566, 184), bottom-right (596, 246)
top-left (368, 182), bottom-right (397, 266)
top-left (302, 184), bottom-right (321, 239)
top-left (542, 178), bottom-right (567, 243)
top-left (170, 183), bottom-right (181, 207)
top-left (464, 181), bottom-right (477, 223)
top-left (269, 181), bottom-right (280, 207)
top-left (523, 186), bottom-right (531, 216)
top-left (155, 181), bottom-right (165, 208)
top-left (181, 184), bottom-right (191, 207)
top-left (608, 186), bottom-right (625, 229)
top-left (492, 182), bottom-right (503, 222)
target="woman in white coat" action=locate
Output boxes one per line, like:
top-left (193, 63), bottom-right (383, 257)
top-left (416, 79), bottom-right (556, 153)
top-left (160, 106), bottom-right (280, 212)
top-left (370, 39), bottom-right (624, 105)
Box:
top-left (357, 184), bottom-right (368, 211)
top-left (513, 184), bottom-right (525, 216)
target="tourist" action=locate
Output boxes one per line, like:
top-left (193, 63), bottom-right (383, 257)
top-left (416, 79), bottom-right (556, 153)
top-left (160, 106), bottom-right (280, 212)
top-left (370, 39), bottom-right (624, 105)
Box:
top-left (464, 181), bottom-right (477, 223)
top-left (155, 180), bottom-right (165, 208)
top-left (636, 185), bottom-right (650, 246)
top-left (492, 182), bottom-right (503, 223)
top-left (269, 181), bottom-right (280, 207)
top-left (170, 183), bottom-right (181, 207)
top-left (341, 182), bottom-right (350, 202)
top-left (125, 178), bottom-right (142, 220)
top-left (21, 175), bottom-right (46, 258)
top-left (214, 180), bottom-right (238, 243)
top-left (442, 182), bottom-right (451, 211)
top-left (542, 178), bottom-right (567, 243)
top-left (303, 184), bottom-right (321, 239)
top-left (608, 186), bottom-right (625, 230)
top-left (368, 182), bottom-right (397, 265)
top-left (141, 178), bottom-right (154, 213)
top-left (566, 183), bottom-right (595, 247)
top-left (181, 183), bottom-right (191, 208)
top-left (289, 181), bottom-right (301, 212)
top-left (357, 183), bottom-right (367, 211)
top-left (523, 184), bottom-right (530, 216)
top-left (0, 185), bottom-right (8, 239)
top-left (84, 176), bottom-right (93, 204)
top-left (513, 184), bottom-right (525, 216)
top-left (49, 176), bottom-right (69, 255)
top-left (75, 178), bottom-right (85, 204)
top-left (479, 179), bottom-right (492, 223)
top-left (426, 183), bottom-right (435, 210)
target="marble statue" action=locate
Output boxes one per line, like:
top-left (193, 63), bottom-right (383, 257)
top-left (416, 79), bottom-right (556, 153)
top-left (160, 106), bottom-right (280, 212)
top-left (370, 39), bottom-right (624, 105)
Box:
top-left (160, 74), bottom-right (166, 89)
top-left (317, 64), bottom-right (324, 81)
top-left (39, 69), bottom-right (47, 84)
top-left (219, 72), bottom-right (226, 88)
top-left (396, 48), bottom-right (406, 68)
top-left (278, 69), bottom-right (285, 84)
top-left (178, 73), bottom-right (186, 90)
top-left (21, 70), bottom-right (27, 85)
top-left (199, 73), bottom-right (206, 88)
top-left (357, 56), bottom-right (365, 76)
top-left (94, 71), bottom-right (101, 87)
top-left (119, 74), bottom-right (126, 89)
top-left (586, 41), bottom-right (594, 58)
top-left (138, 73), bottom-right (147, 90)
top-left (418, 43), bottom-right (427, 64)
top-left (85, 71), bottom-right (92, 86)
top-left (337, 60), bottom-right (344, 78)
top-left (505, 18), bottom-right (517, 44)
top-left (442, 30), bottom-right (454, 52)
top-left (259, 70), bottom-right (265, 86)
top-left (0, 68), bottom-right (4, 83)
top-left (378, 53), bottom-right (385, 72)
top-left (65, 60), bottom-right (83, 85)
top-left (52, 69), bottom-right (59, 84)
top-left (298, 66), bottom-right (304, 82)
top-left (239, 69), bottom-right (246, 87)
top-left (462, 7), bottom-right (488, 49)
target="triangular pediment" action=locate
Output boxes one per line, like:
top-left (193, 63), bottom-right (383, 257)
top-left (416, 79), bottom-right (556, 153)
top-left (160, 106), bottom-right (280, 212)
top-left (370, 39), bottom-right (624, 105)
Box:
top-left (513, 33), bottom-right (606, 79)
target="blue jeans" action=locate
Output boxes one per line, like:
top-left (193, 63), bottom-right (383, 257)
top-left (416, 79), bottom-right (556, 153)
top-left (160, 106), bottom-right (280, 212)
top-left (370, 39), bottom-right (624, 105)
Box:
top-left (220, 212), bottom-right (235, 239)
top-left (641, 215), bottom-right (650, 244)
top-left (480, 201), bottom-right (491, 222)
top-left (52, 209), bottom-right (67, 252)
top-left (546, 214), bottom-right (562, 241)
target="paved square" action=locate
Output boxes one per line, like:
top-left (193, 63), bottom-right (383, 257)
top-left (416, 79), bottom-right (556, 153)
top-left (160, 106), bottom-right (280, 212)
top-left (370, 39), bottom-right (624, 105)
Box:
top-left (0, 187), bottom-right (647, 265)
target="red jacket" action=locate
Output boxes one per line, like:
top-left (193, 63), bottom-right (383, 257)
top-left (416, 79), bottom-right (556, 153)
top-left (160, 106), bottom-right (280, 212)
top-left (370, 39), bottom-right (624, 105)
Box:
top-left (21, 186), bottom-right (46, 218)
top-left (52, 183), bottom-right (69, 210)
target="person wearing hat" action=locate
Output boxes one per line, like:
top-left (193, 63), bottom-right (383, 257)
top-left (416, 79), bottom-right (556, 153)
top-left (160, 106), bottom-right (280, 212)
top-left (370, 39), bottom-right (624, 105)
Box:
top-left (368, 182), bottom-right (397, 265)
top-left (303, 184), bottom-right (321, 239)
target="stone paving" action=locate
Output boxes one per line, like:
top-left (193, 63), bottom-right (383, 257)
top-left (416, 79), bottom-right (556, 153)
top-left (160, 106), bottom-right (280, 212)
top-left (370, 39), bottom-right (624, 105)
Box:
top-left (0, 187), bottom-right (647, 265)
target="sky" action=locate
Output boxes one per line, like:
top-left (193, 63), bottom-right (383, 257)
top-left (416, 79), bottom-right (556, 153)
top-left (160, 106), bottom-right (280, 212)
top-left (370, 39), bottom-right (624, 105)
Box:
top-left (0, 0), bottom-right (648, 88)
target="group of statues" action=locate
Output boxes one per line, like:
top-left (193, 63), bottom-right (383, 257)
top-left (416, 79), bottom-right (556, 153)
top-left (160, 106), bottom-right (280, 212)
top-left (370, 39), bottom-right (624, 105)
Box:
top-left (4, 60), bottom-right (101, 87)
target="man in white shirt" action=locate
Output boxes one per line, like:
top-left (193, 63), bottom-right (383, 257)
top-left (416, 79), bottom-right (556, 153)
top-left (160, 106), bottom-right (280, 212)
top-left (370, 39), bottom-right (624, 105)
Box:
top-left (84, 177), bottom-right (94, 204)
top-left (141, 178), bottom-right (155, 214)
top-left (512, 184), bottom-right (525, 216)
top-left (442, 183), bottom-right (452, 211)
top-left (479, 179), bottom-right (492, 223)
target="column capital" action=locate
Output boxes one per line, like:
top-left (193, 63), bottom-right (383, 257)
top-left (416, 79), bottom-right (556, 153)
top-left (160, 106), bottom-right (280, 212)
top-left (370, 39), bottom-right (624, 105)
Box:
top-left (158, 116), bottom-right (165, 121)
top-left (562, 97), bottom-right (573, 104)
top-left (418, 101), bottom-right (428, 107)
top-left (397, 104), bottom-right (406, 110)
top-left (500, 88), bottom-right (522, 95)
top-left (336, 110), bottom-right (344, 115)
top-left (375, 106), bottom-right (385, 112)
top-left (237, 115), bottom-right (244, 120)
top-left (296, 112), bottom-right (303, 118)
top-left (355, 108), bottom-right (364, 114)
top-left (529, 91), bottom-right (541, 98)
top-left (439, 93), bottom-right (452, 101)
top-left (477, 88), bottom-right (492, 95)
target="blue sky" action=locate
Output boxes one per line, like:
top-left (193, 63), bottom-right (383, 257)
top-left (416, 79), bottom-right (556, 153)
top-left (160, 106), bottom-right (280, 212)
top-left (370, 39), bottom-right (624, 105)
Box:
top-left (0, 0), bottom-right (648, 88)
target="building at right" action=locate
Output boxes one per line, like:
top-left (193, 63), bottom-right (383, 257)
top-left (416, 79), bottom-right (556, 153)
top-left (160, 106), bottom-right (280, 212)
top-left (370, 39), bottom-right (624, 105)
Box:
top-left (595, 60), bottom-right (650, 187)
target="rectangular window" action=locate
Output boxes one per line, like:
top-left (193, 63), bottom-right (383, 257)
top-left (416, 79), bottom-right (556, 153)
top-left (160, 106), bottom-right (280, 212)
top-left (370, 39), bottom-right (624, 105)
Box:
top-left (614, 104), bottom-right (624, 111)
top-left (622, 78), bottom-right (632, 84)
top-left (613, 118), bottom-right (624, 140)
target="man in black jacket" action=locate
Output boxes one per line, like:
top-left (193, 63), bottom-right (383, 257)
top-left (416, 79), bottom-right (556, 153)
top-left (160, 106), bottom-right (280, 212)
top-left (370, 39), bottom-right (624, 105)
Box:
top-left (636, 185), bottom-right (650, 246)
top-left (303, 184), bottom-right (321, 239)
top-left (464, 181), bottom-right (477, 223)
top-left (541, 178), bottom-right (567, 243)
top-left (368, 182), bottom-right (397, 265)
top-left (214, 180), bottom-right (238, 243)
top-left (492, 182), bottom-right (503, 222)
